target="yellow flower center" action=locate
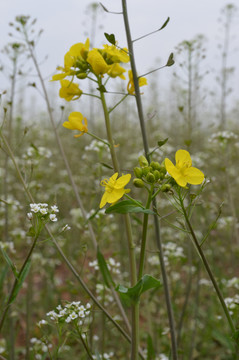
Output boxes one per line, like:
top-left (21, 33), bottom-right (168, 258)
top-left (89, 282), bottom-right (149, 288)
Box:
top-left (100, 179), bottom-right (114, 192)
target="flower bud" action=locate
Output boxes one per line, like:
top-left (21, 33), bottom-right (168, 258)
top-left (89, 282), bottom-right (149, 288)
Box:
top-left (133, 178), bottom-right (145, 188)
top-left (138, 155), bottom-right (148, 168)
top-left (150, 161), bottom-right (161, 171)
top-left (153, 170), bottom-right (160, 181)
top-left (142, 166), bottom-right (151, 176)
top-left (146, 172), bottom-right (155, 183)
top-left (134, 167), bottom-right (143, 179)
top-left (161, 184), bottom-right (171, 192)
top-left (77, 72), bottom-right (88, 79)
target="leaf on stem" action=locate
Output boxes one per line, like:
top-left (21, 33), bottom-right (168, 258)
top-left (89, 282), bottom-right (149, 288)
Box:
top-left (116, 275), bottom-right (161, 306)
top-left (158, 138), bottom-right (168, 147)
top-left (10, 259), bottom-right (31, 304)
top-left (166, 53), bottom-right (175, 67)
top-left (97, 85), bottom-right (107, 93)
top-left (0, 247), bottom-right (19, 279)
top-left (104, 32), bottom-right (116, 45)
top-left (105, 200), bottom-right (155, 215)
top-left (158, 17), bottom-right (170, 31)
top-left (97, 248), bottom-right (115, 288)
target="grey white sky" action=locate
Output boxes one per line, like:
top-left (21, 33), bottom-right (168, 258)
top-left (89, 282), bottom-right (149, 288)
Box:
top-left (0, 0), bottom-right (238, 109)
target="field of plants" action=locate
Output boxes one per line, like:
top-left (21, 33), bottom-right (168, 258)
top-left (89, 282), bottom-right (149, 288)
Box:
top-left (0, 2), bottom-right (239, 359)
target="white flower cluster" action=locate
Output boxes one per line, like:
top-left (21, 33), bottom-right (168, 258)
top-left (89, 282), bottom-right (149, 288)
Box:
top-left (45, 301), bottom-right (91, 325)
top-left (30, 338), bottom-right (52, 359)
top-left (84, 139), bottom-right (109, 153)
top-left (209, 131), bottom-right (238, 144)
top-left (163, 242), bottom-right (185, 259)
top-left (27, 203), bottom-right (59, 222)
top-left (92, 352), bottom-right (114, 359)
top-left (225, 277), bottom-right (239, 289)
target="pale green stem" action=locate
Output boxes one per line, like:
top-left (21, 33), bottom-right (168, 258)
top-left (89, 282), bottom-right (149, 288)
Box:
top-left (109, 94), bottom-right (129, 114)
top-left (87, 131), bottom-right (110, 147)
top-left (121, 1), bottom-right (178, 358)
top-left (138, 189), bottom-right (153, 280)
top-left (98, 78), bottom-right (139, 360)
top-left (178, 189), bottom-right (236, 335)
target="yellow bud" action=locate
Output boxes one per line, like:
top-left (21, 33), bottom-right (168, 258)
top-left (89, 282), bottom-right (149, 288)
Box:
top-left (133, 178), bottom-right (145, 188)
top-left (134, 167), bottom-right (143, 178)
top-left (146, 172), bottom-right (155, 183)
top-left (138, 155), bottom-right (148, 168)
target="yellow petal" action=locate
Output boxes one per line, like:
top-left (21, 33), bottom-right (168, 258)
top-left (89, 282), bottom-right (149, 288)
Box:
top-left (175, 150), bottom-right (192, 168)
top-left (62, 121), bottom-right (75, 130)
top-left (184, 167), bottom-right (204, 185)
top-left (115, 174), bottom-right (131, 189)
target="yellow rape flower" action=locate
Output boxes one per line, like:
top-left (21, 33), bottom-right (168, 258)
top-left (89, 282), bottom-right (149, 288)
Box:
top-left (100, 172), bottom-right (131, 208)
top-left (102, 44), bottom-right (130, 63)
top-left (127, 70), bottom-right (147, 95)
top-left (164, 149), bottom-right (204, 187)
top-left (69, 38), bottom-right (90, 59)
top-left (87, 49), bottom-right (110, 76)
top-left (107, 63), bottom-right (126, 79)
top-left (63, 112), bottom-right (88, 138)
top-left (59, 80), bottom-right (82, 101)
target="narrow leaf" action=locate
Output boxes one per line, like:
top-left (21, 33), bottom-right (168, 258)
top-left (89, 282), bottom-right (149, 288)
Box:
top-left (100, 162), bottom-right (114, 170)
top-left (105, 200), bottom-right (155, 215)
top-left (97, 248), bottom-right (115, 288)
top-left (166, 53), bottom-right (175, 67)
top-left (158, 17), bottom-right (170, 31)
top-left (97, 85), bottom-right (107, 93)
top-left (10, 260), bottom-right (31, 304)
top-left (0, 246), bottom-right (18, 279)
top-left (157, 138), bottom-right (168, 147)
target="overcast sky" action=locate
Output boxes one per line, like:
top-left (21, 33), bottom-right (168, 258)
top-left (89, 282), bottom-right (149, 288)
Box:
top-left (0, 0), bottom-right (238, 110)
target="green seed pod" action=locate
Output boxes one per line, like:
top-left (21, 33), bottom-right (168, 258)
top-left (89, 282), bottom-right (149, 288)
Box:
top-left (153, 170), bottom-right (160, 181)
top-left (134, 167), bottom-right (143, 179)
top-left (146, 172), bottom-right (155, 183)
top-left (150, 161), bottom-right (161, 171)
top-left (138, 155), bottom-right (148, 168)
top-left (142, 166), bottom-right (151, 176)
top-left (161, 184), bottom-right (171, 192)
top-left (133, 178), bottom-right (145, 188)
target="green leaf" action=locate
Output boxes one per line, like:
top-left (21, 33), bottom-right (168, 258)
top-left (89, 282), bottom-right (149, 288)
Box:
top-left (157, 138), bottom-right (168, 147)
top-left (0, 246), bottom-right (18, 279)
top-left (166, 53), bottom-right (175, 67)
top-left (158, 17), bottom-right (170, 31)
top-left (0, 265), bottom-right (9, 292)
top-left (97, 248), bottom-right (115, 288)
top-left (10, 259), bottom-right (31, 305)
top-left (116, 275), bottom-right (161, 306)
top-left (104, 32), bottom-right (116, 45)
top-left (147, 334), bottom-right (156, 360)
top-left (212, 329), bottom-right (234, 351)
top-left (105, 200), bottom-right (155, 215)
top-left (97, 85), bottom-right (107, 93)
top-left (100, 162), bottom-right (114, 170)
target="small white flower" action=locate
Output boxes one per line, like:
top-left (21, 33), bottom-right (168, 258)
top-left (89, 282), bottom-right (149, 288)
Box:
top-left (30, 204), bottom-right (40, 213)
top-left (27, 212), bottom-right (33, 220)
top-left (51, 205), bottom-right (59, 213)
top-left (40, 208), bottom-right (48, 215)
top-left (37, 319), bottom-right (47, 327)
top-left (49, 214), bottom-right (57, 222)
top-left (62, 224), bottom-right (71, 232)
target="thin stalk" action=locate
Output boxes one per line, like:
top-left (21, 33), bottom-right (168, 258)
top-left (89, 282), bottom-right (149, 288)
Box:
top-left (99, 78), bottom-right (139, 359)
top-left (87, 131), bottom-right (110, 147)
top-left (121, 1), bottom-right (178, 358)
top-left (138, 189), bottom-right (152, 280)
top-left (109, 94), bottom-right (129, 114)
top-left (179, 190), bottom-right (236, 334)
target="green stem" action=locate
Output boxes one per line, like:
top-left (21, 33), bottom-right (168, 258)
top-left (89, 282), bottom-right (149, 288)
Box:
top-left (87, 131), bottom-right (110, 147)
top-left (98, 78), bottom-right (139, 359)
top-left (109, 94), bottom-right (129, 114)
top-left (179, 189), bottom-right (236, 335)
top-left (138, 189), bottom-right (153, 280)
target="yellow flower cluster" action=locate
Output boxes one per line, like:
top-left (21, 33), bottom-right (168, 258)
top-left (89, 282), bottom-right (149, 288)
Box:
top-left (52, 38), bottom-right (147, 137)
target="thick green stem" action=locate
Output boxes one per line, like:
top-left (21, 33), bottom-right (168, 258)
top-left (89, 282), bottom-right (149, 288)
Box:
top-left (179, 190), bottom-right (236, 335)
top-left (99, 80), bottom-right (139, 359)
top-left (122, 1), bottom-right (178, 358)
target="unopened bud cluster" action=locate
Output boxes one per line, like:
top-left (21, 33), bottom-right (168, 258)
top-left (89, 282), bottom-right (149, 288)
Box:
top-left (133, 156), bottom-right (171, 192)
